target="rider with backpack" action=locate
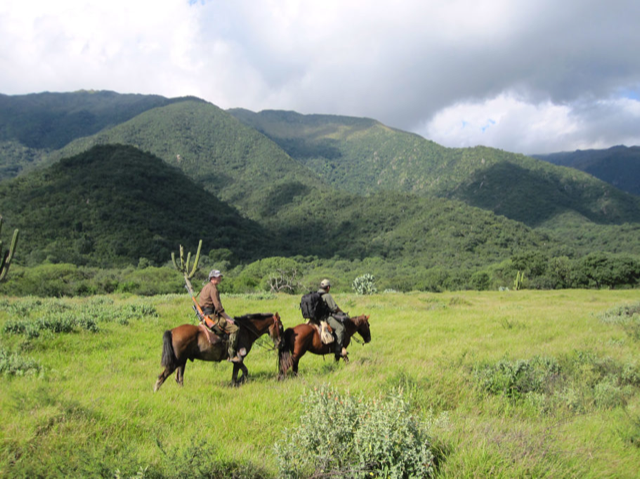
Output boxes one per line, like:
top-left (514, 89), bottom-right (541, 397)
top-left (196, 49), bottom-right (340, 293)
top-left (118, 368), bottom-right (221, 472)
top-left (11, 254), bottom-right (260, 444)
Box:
top-left (317, 279), bottom-right (349, 361)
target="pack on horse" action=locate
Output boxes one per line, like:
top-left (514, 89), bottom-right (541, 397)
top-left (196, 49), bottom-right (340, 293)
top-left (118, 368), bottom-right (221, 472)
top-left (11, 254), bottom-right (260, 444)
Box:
top-left (278, 314), bottom-right (371, 378)
top-left (154, 312), bottom-right (283, 390)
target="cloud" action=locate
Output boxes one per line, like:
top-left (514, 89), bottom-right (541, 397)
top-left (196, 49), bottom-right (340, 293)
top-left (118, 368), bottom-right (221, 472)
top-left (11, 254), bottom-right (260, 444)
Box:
top-left (1, 0), bottom-right (640, 153)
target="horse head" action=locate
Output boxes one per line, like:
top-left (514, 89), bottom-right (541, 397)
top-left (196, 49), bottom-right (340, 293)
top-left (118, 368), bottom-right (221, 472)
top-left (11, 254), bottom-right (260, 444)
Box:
top-left (352, 314), bottom-right (371, 344)
top-left (268, 312), bottom-right (284, 348)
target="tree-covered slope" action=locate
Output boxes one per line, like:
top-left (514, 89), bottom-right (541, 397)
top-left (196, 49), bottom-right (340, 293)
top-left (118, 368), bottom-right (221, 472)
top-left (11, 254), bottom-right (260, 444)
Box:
top-left (0, 91), bottom-right (201, 180)
top-left (265, 189), bottom-right (556, 269)
top-left (229, 109), bottom-right (640, 227)
top-left (0, 144), bottom-right (273, 266)
top-left (532, 145), bottom-right (640, 196)
top-left (51, 101), bottom-right (327, 219)
top-left (0, 90), bottom-right (200, 150)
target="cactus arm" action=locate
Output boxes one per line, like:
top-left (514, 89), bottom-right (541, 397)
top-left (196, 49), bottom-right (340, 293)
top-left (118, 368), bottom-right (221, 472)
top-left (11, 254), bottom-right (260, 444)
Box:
top-left (0, 228), bottom-right (19, 282)
top-left (188, 240), bottom-right (202, 278)
top-left (171, 240), bottom-right (203, 298)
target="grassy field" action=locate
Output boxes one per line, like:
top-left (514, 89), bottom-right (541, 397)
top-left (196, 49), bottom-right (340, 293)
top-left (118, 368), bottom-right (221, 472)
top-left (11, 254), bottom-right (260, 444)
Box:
top-left (1, 290), bottom-right (639, 478)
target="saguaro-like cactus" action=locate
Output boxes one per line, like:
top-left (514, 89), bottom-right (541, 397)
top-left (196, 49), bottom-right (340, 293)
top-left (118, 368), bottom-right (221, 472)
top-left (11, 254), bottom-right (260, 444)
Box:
top-left (0, 216), bottom-right (19, 282)
top-left (171, 240), bottom-right (202, 295)
top-left (514, 270), bottom-right (525, 291)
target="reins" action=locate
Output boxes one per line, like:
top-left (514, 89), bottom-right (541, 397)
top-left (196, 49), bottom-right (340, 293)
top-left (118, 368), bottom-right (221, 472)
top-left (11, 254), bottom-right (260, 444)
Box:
top-left (235, 315), bottom-right (283, 351)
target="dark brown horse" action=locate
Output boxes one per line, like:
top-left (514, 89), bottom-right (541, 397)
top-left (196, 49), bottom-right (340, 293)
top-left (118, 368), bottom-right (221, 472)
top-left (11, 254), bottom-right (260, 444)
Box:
top-left (278, 314), bottom-right (371, 378)
top-left (154, 312), bottom-right (283, 390)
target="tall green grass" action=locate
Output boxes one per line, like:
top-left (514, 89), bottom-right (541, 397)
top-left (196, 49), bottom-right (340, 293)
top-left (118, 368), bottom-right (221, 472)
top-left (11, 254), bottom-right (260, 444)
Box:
top-left (0, 290), bottom-right (639, 477)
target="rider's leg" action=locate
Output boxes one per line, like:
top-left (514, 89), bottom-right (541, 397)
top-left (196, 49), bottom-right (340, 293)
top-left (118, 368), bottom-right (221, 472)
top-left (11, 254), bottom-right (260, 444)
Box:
top-left (327, 316), bottom-right (346, 359)
top-left (226, 322), bottom-right (241, 362)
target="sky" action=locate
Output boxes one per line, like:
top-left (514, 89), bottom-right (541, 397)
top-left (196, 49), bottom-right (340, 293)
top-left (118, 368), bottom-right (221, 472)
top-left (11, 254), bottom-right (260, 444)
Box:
top-left (1, 0), bottom-right (640, 154)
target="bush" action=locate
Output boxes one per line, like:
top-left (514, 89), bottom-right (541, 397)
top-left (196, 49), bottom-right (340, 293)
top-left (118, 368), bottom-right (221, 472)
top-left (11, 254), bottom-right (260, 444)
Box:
top-left (474, 352), bottom-right (640, 413)
top-left (473, 356), bottom-right (561, 400)
top-left (274, 386), bottom-right (436, 478)
top-left (0, 347), bottom-right (42, 376)
top-left (352, 274), bottom-right (377, 295)
top-left (1, 297), bottom-right (157, 337)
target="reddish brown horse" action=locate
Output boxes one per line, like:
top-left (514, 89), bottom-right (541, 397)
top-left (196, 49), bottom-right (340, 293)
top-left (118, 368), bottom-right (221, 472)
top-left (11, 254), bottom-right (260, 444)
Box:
top-left (278, 314), bottom-right (371, 378)
top-left (154, 312), bottom-right (283, 390)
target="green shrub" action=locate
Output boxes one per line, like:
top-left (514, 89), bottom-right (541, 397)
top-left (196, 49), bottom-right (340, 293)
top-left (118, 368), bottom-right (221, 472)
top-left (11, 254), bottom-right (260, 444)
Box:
top-left (352, 273), bottom-right (377, 295)
top-left (0, 347), bottom-right (42, 376)
top-left (274, 386), bottom-right (436, 478)
top-left (473, 356), bottom-right (561, 400)
top-left (474, 352), bottom-right (640, 414)
top-left (1, 298), bottom-right (157, 337)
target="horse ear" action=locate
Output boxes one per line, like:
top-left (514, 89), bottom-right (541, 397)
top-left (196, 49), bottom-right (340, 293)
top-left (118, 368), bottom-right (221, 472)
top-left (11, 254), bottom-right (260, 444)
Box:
top-left (366, 315), bottom-right (370, 320)
top-left (275, 312), bottom-right (280, 320)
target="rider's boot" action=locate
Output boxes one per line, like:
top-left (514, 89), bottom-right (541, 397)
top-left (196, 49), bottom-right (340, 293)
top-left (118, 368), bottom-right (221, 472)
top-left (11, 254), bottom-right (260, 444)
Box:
top-left (334, 340), bottom-right (343, 361)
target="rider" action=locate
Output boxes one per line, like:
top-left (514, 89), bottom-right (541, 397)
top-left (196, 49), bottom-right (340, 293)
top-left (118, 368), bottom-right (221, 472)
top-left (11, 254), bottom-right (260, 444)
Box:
top-left (198, 269), bottom-right (242, 363)
top-left (318, 279), bottom-right (349, 360)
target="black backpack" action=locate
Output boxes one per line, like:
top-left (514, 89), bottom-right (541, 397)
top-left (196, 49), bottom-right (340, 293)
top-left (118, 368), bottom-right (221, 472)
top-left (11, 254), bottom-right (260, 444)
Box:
top-left (300, 291), bottom-right (328, 321)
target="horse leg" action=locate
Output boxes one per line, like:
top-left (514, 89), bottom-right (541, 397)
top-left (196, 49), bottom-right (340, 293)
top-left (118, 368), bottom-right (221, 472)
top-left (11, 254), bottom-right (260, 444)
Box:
top-left (231, 362), bottom-right (249, 386)
top-left (231, 363), bottom-right (240, 386)
top-left (154, 366), bottom-right (175, 392)
top-left (238, 363), bottom-right (249, 384)
top-left (175, 361), bottom-right (186, 386)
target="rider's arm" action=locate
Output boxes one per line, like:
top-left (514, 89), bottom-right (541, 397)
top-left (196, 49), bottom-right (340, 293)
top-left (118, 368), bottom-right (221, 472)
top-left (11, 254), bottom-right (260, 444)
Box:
top-left (323, 293), bottom-right (340, 314)
top-left (212, 285), bottom-right (234, 322)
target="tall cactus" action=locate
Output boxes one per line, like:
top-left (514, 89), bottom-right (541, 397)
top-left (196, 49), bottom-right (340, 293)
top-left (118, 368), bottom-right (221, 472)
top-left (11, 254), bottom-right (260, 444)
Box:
top-left (513, 270), bottom-right (525, 291)
top-left (0, 216), bottom-right (19, 282)
top-left (171, 240), bottom-right (202, 296)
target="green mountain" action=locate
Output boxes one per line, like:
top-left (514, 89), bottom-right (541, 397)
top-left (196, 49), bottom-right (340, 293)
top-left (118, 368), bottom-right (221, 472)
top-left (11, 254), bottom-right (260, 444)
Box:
top-left (0, 144), bottom-right (273, 266)
top-left (228, 109), bottom-right (640, 227)
top-left (0, 142), bottom-right (557, 271)
top-left (0, 90), bottom-right (201, 180)
top-left (50, 100), bottom-right (326, 219)
top-left (264, 189), bottom-right (555, 269)
top-left (532, 146), bottom-right (640, 196)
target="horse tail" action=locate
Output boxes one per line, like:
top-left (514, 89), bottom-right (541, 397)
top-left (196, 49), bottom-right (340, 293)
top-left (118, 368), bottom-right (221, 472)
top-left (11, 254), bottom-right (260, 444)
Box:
top-left (278, 329), bottom-right (294, 376)
top-left (161, 330), bottom-right (179, 370)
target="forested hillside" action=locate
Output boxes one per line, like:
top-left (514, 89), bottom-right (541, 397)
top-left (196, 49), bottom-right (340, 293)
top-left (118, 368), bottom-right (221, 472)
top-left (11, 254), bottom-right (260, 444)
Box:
top-left (0, 144), bottom-right (273, 266)
top-left (49, 100), bottom-right (327, 219)
top-left (533, 145), bottom-right (640, 196)
top-left (0, 91), bottom-right (639, 293)
top-left (0, 143), bottom-right (556, 272)
top-left (0, 91), bottom-right (200, 180)
top-left (229, 109), bottom-right (640, 227)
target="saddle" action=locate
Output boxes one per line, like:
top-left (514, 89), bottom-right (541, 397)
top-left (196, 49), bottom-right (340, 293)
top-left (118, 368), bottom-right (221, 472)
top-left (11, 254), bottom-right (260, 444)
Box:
top-left (307, 320), bottom-right (335, 345)
top-left (198, 323), bottom-right (224, 345)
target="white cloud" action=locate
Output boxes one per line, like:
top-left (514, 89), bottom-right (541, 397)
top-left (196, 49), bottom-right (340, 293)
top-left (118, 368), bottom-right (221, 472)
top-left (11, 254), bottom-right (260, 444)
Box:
top-left (421, 93), bottom-right (640, 154)
top-left (1, 0), bottom-right (640, 153)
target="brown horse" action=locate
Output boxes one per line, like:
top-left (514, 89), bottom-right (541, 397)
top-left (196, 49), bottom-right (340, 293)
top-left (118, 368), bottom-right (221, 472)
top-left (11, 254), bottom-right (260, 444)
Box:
top-left (154, 312), bottom-right (283, 390)
top-left (278, 314), bottom-right (371, 378)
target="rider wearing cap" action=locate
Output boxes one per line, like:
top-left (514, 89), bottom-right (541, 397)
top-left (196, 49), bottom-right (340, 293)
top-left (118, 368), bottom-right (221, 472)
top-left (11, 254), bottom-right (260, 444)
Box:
top-left (198, 269), bottom-right (242, 363)
top-left (318, 279), bottom-right (349, 360)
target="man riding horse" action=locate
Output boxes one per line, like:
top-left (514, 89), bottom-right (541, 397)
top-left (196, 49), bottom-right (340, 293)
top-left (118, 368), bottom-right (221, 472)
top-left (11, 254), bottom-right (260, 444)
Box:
top-left (198, 269), bottom-right (242, 363)
top-left (317, 279), bottom-right (349, 361)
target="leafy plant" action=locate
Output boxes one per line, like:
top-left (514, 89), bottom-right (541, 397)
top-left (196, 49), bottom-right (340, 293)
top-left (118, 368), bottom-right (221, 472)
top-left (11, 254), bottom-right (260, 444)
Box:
top-left (274, 386), bottom-right (436, 478)
top-left (352, 273), bottom-right (377, 295)
top-left (0, 347), bottom-right (42, 376)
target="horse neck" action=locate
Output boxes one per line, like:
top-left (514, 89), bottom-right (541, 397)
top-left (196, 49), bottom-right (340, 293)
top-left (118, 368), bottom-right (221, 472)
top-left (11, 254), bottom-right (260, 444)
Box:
top-left (248, 316), bottom-right (274, 336)
top-left (345, 318), bottom-right (359, 337)
top-left (345, 316), bottom-right (361, 337)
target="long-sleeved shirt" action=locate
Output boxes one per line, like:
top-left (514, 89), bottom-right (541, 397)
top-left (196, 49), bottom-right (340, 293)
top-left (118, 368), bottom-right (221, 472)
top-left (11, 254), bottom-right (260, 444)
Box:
top-left (198, 282), bottom-right (225, 315)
